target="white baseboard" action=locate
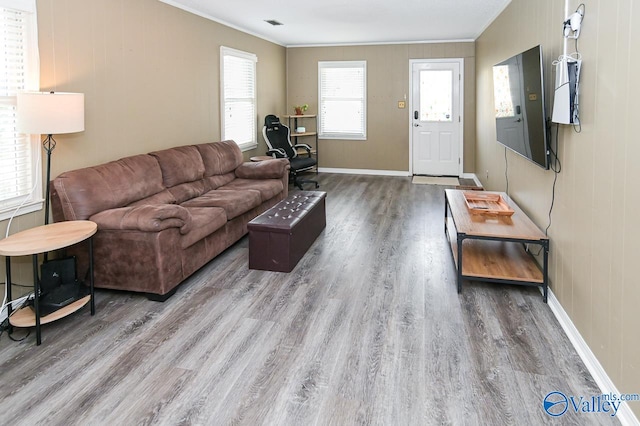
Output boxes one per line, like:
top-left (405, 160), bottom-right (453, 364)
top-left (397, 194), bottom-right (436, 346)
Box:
top-left (460, 173), bottom-right (482, 187)
top-left (317, 167), bottom-right (411, 177)
top-left (548, 289), bottom-right (640, 425)
top-left (316, 169), bottom-right (482, 183)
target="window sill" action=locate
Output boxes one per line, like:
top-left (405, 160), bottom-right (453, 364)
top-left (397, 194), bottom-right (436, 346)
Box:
top-left (0, 200), bottom-right (44, 222)
top-left (239, 142), bottom-right (258, 152)
top-left (319, 135), bottom-right (367, 141)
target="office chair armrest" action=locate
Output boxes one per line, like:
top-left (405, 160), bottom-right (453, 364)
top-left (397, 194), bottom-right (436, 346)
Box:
top-left (293, 144), bottom-right (313, 157)
top-left (266, 148), bottom-right (287, 158)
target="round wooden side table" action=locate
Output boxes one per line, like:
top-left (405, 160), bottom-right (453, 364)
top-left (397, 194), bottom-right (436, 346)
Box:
top-left (250, 155), bottom-right (277, 162)
top-left (0, 220), bottom-right (97, 345)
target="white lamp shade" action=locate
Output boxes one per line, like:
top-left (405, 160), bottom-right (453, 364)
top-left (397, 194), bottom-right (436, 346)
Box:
top-left (17, 92), bottom-right (85, 135)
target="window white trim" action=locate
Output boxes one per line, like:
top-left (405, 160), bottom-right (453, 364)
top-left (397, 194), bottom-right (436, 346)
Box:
top-left (0, 0), bottom-right (42, 220)
top-left (220, 46), bottom-right (258, 152)
top-left (318, 60), bottom-right (367, 140)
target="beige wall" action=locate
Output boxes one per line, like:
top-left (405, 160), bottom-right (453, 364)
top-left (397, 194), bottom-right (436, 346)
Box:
top-left (287, 43), bottom-right (476, 172)
top-left (35, 0), bottom-right (286, 174)
top-left (0, 0), bottom-right (286, 291)
top-left (476, 0), bottom-right (640, 415)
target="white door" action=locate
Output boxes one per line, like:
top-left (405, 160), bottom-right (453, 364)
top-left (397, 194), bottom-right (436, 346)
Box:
top-left (411, 60), bottom-right (462, 176)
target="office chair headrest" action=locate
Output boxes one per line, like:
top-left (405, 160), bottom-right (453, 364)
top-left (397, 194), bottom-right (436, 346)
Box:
top-left (264, 114), bottom-right (281, 130)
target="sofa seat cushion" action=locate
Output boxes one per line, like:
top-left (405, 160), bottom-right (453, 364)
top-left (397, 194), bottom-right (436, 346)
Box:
top-left (217, 178), bottom-right (284, 202)
top-left (181, 189), bottom-right (261, 220)
top-left (180, 206), bottom-right (227, 249)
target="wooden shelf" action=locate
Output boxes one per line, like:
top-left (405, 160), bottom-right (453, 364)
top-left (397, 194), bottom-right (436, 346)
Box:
top-left (445, 190), bottom-right (546, 240)
top-left (250, 155), bottom-right (277, 162)
top-left (296, 148), bottom-right (317, 154)
top-left (282, 114), bottom-right (319, 173)
top-left (10, 295), bottom-right (91, 327)
top-left (447, 218), bottom-right (543, 283)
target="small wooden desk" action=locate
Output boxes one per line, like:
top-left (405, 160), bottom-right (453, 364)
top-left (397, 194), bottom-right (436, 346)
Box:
top-left (250, 156), bottom-right (276, 162)
top-left (444, 189), bottom-right (549, 301)
top-left (0, 220), bottom-right (97, 345)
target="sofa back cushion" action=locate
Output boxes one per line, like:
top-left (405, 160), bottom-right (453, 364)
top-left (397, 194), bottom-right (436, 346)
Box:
top-left (204, 172), bottom-right (236, 191)
top-left (196, 140), bottom-right (243, 177)
top-left (150, 145), bottom-right (205, 188)
top-left (167, 180), bottom-right (208, 204)
top-left (53, 154), bottom-right (165, 220)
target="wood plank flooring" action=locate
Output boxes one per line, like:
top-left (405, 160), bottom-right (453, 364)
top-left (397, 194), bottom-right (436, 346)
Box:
top-left (0, 174), bottom-right (618, 425)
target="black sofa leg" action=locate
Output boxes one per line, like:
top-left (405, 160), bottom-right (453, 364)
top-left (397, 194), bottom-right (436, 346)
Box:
top-left (146, 287), bottom-right (177, 302)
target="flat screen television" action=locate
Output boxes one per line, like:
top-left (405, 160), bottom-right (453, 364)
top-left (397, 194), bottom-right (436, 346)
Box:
top-left (492, 45), bottom-right (549, 169)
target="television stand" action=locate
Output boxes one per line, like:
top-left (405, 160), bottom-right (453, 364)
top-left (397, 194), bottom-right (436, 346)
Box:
top-left (444, 189), bottom-right (549, 301)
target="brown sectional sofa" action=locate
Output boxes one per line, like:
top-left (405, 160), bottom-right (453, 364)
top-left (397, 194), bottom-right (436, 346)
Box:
top-left (50, 140), bottom-right (290, 300)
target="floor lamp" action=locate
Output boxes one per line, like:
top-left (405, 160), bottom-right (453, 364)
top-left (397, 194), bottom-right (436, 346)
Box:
top-left (17, 92), bottom-right (85, 225)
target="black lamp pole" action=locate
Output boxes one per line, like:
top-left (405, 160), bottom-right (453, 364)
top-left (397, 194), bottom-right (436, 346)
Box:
top-left (42, 134), bottom-right (56, 226)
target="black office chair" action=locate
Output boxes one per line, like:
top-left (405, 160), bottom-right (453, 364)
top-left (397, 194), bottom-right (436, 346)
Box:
top-left (262, 114), bottom-right (319, 190)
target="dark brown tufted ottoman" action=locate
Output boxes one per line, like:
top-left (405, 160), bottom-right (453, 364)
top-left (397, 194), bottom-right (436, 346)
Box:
top-left (248, 191), bottom-right (326, 272)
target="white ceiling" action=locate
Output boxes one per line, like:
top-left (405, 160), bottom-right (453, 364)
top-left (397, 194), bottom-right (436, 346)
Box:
top-left (160, 0), bottom-right (512, 47)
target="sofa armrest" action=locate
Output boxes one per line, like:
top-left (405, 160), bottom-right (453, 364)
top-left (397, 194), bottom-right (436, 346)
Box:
top-left (90, 204), bottom-right (192, 234)
top-left (235, 158), bottom-right (290, 179)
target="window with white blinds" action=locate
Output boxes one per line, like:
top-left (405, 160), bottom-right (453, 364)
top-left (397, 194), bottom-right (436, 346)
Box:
top-left (220, 47), bottom-right (257, 151)
top-left (0, 0), bottom-right (40, 220)
top-left (318, 61), bottom-right (367, 140)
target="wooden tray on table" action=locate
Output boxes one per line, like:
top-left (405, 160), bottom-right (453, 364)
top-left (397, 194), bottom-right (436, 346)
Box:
top-left (463, 192), bottom-right (515, 216)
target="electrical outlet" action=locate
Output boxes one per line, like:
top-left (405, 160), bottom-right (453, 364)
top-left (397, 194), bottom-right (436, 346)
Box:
top-left (398, 101), bottom-right (406, 109)
top-left (485, 170), bottom-right (489, 180)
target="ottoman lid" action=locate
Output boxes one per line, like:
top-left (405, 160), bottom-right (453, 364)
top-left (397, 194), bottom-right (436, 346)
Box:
top-left (248, 191), bottom-right (326, 233)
